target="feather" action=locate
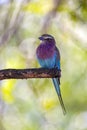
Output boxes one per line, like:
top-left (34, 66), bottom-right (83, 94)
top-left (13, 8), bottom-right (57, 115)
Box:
top-left (52, 78), bottom-right (66, 115)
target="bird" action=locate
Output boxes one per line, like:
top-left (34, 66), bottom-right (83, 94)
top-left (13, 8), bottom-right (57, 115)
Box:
top-left (36, 34), bottom-right (66, 114)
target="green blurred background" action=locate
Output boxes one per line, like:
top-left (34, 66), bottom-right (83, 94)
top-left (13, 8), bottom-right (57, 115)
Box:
top-left (0, 0), bottom-right (87, 130)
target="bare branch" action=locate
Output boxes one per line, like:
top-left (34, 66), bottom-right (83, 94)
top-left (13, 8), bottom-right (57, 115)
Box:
top-left (0, 68), bottom-right (61, 80)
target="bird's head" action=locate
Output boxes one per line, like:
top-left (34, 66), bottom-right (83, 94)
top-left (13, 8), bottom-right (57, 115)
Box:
top-left (38, 34), bottom-right (55, 43)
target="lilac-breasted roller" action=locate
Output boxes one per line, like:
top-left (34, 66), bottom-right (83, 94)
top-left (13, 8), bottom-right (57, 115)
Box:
top-left (36, 34), bottom-right (66, 114)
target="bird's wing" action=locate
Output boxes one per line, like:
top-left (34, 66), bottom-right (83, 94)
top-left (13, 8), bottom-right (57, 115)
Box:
top-left (55, 46), bottom-right (60, 60)
top-left (54, 46), bottom-right (61, 84)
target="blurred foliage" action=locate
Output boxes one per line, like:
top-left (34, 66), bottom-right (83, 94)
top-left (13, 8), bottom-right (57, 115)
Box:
top-left (0, 0), bottom-right (87, 130)
top-left (23, 0), bottom-right (53, 14)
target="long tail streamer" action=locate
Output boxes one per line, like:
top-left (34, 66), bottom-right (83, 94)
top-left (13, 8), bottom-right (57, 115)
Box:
top-left (52, 78), bottom-right (66, 115)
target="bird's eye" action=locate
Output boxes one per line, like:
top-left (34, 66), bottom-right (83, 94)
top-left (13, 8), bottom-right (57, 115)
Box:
top-left (47, 38), bottom-right (51, 40)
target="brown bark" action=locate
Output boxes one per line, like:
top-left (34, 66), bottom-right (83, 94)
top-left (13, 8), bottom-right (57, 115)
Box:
top-left (0, 68), bottom-right (61, 80)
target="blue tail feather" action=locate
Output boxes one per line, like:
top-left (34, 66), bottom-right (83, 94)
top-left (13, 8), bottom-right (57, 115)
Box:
top-left (52, 78), bottom-right (66, 115)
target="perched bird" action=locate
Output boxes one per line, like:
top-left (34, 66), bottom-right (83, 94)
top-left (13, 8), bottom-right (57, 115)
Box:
top-left (36, 34), bottom-right (66, 114)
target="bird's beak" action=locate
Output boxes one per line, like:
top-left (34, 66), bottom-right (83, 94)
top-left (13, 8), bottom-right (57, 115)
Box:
top-left (38, 36), bottom-right (44, 41)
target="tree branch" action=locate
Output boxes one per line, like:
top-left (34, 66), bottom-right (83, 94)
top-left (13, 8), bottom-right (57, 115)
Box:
top-left (0, 68), bottom-right (61, 80)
